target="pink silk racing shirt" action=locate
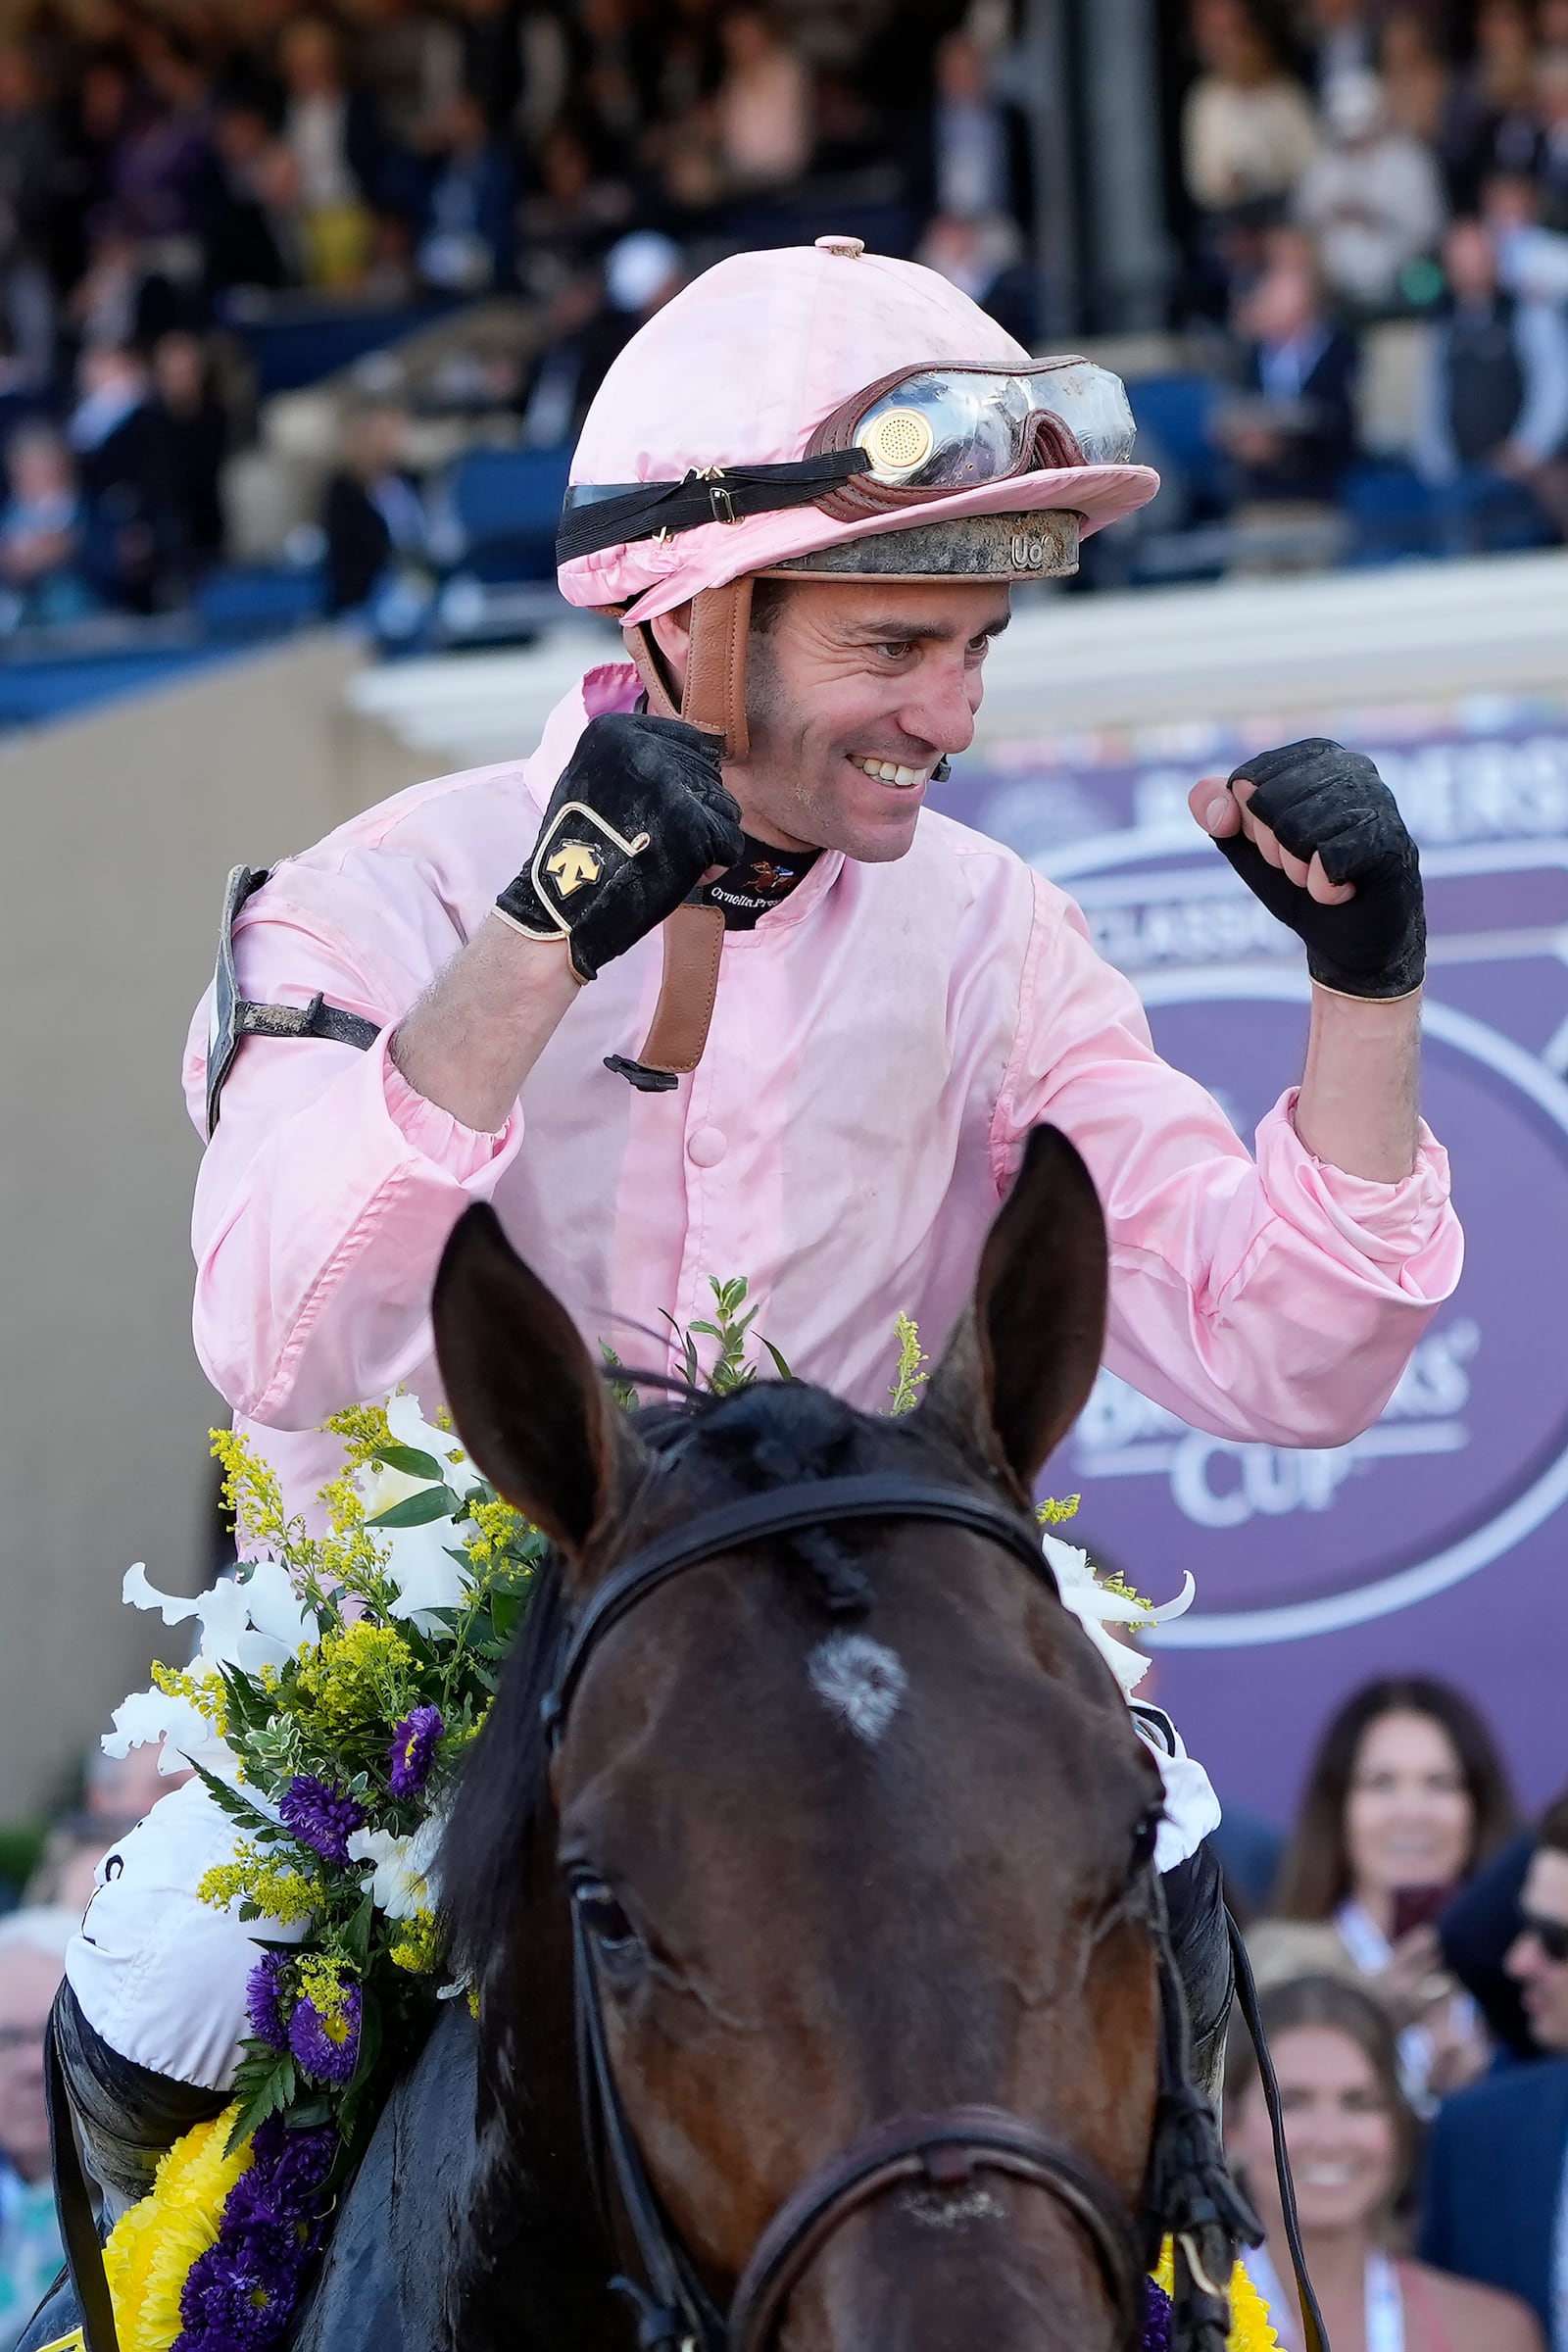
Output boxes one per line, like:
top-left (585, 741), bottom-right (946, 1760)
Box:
top-left (184, 662), bottom-right (1462, 1521)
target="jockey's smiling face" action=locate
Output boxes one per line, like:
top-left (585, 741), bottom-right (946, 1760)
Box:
top-left (650, 577), bottom-right (1010, 862)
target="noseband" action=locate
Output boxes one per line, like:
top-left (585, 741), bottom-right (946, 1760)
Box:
top-left (542, 1472), bottom-right (1246, 2352)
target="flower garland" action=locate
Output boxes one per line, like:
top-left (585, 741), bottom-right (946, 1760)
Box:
top-left (102, 1282), bottom-right (1196, 2350)
top-left (1146, 2242), bottom-right (1282, 2352)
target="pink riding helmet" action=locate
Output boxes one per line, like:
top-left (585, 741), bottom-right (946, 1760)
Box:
top-left (555, 237), bottom-right (1159, 753)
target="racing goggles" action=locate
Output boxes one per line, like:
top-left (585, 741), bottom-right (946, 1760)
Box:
top-left (811, 359), bottom-right (1137, 493)
top-left (555, 357), bottom-right (1136, 564)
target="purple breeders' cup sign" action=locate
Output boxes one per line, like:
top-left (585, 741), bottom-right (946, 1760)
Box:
top-left (930, 699), bottom-right (1568, 1821)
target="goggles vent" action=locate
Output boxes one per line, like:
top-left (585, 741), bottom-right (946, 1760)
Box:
top-left (859, 407), bottom-right (935, 475)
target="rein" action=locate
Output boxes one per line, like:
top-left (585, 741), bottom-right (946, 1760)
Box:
top-left (541, 1471), bottom-right (1283, 2352)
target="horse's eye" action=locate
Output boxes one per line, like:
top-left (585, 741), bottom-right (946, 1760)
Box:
top-left (571, 1875), bottom-right (644, 1968)
top-left (1131, 1811), bottom-right (1161, 1872)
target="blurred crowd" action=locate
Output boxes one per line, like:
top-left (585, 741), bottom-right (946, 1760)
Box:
top-left (1182, 0), bottom-right (1568, 557)
top-left (1208, 1672), bottom-right (1568, 2352)
top-left (0, 0), bottom-right (1021, 630)
top-left (4, 1667), bottom-right (1568, 2350)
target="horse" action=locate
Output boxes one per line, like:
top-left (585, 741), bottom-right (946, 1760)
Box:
top-left (33, 1126), bottom-right (1256, 2352)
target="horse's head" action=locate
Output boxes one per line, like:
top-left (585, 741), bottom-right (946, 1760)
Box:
top-left (435, 1129), bottom-right (1167, 2352)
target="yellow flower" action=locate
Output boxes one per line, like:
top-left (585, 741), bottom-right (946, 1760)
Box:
top-left (388, 1907), bottom-right (444, 1975)
top-left (104, 2106), bottom-right (251, 2352)
top-left (1152, 2242), bottom-right (1281, 2352)
top-left (150, 1662), bottom-right (229, 1738)
top-left (198, 1842), bottom-right (319, 1926)
top-left (292, 1621), bottom-right (417, 1732)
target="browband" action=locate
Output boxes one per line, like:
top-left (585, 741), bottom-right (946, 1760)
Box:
top-left (556, 453), bottom-right (871, 564)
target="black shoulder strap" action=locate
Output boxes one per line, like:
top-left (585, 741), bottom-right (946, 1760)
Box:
top-left (205, 863), bottom-right (382, 1137)
top-left (44, 2010), bottom-right (120, 2352)
top-left (1227, 1910), bottom-right (1330, 2352)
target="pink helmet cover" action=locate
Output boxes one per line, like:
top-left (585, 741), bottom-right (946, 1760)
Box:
top-left (560, 242), bottom-right (1159, 620)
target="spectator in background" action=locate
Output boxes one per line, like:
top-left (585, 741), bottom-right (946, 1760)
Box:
top-left (1226, 1973), bottom-right (1542, 2352)
top-left (1295, 69), bottom-right (1446, 314)
top-left (1441, 0), bottom-right (1542, 212)
top-left (23, 1820), bottom-right (121, 1918)
top-left (0, 1910), bottom-right (74, 2352)
top-left (1271, 1676), bottom-right (1517, 2101)
top-left (1414, 215), bottom-right (1568, 549)
top-left (1214, 232), bottom-right (1358, 506)
top-left (1182, 0), bottom-right (1319, 317)
top-left (206, 100), bottom-right (299, 296)
top-left (1299, 0), bottom-right (1377, 113)
top-left (1182, 1), bottom-right (1319, 223)
top-left (153, 329), bottom-right (228, 575)
top-left (416, 88), bottom-right (514, 292)
top-left (1379, 11), bottom-right (1452, 150)
top-left (0, 426), bottom-right (91, 629)
top-left (345, 0), bottom-right (463, 158)
top-left (0, 46), bottom-right (62, 387)
top-left (520, 228), bottom-right (684, 446)
top-left (915, 213), bottom-right (1033, 345)
top-left (68, 342), bottom-right (179, 612)
top-left (1420, 1793), bottom-right (1568, 2343)
top-left (1483, 170), bottom-right (1568, 305)
top-left (712, 8), bottom-right (811, 193)
top-left (320, 395), bottom-right (427, 613)
top-left (921, 28), bottom-right (1030, 235)
top-left (277, 17), bottom-right (381, 290)
top-left (1535, 50), bottom-right (1568, 233)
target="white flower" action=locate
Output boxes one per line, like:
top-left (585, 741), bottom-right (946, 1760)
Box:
top-left (1040, 1531), bottom-right (1196, 1701)
top-left (101, 1686), bottom-right (230, 1778)
top-left (346, 1813), bottom-right (444, 1920)
top-left (122, 1557), bottom-right (313, 1675)
top-left (106, 1557), bottom-right (317, 1775)
top-left (354, 1393), bottom-right (476, 1633)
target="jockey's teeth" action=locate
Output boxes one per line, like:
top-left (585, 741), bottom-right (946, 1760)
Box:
top-left (851, 756), bottom-right (929, 789)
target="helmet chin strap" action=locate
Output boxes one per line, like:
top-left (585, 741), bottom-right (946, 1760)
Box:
top-left (613, 578), bottom-right (756, 1090)
top-left (622, 576), bottom-right (755, 759)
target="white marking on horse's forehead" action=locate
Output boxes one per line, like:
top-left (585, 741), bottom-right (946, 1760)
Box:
top-left (808, 1632), bottom-right (907, 1745)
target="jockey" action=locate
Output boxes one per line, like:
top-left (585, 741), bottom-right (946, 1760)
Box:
top-left (61, 238), bottom-right (1458, 2186)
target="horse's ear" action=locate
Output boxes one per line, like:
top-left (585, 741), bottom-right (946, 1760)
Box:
top-left (432, 1203), bottom-right (647, 1569)
top-left (916, 1124), bottom-right (1106, 1495)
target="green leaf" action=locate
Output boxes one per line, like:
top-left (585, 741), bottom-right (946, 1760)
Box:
top-left (286, 2095), bottom-right (333, 2130)
top-left (224, 2056), bottom-right (295, 2154)
top-left (372, 1443), bottom-right (445, 1480)
top-left (369, 1487), bottom-right (457, 1529)
top-left (760, 1339), bottom-right (794, 1381)
top-left (343, 1890), bottom-right (375, 1967)
top-left (189, 1758), bottom-right (279, 1838)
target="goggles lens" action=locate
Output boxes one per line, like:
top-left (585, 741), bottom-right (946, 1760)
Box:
top-left (853, 363), bottom-right (1136, 489)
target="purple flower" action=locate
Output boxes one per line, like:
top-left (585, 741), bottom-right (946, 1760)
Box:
top-left (244, 1952), bottom-right (291, 2052)
top-left (249, 2115), bottom-right (336, 2195)
top-left (1142, 2278), bottom-right (1173, 2352)
top-left (179, 2238), bottom-right (299, 2349)
top-left (388, 1704), bottom-right (444, 1799)
top-left (277, 1775), bottom-right (366, 1868)
top-left (287, 1982), bottom-right (362, 2084)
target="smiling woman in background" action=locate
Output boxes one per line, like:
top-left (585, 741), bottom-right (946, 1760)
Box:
top-left (1225, 1974), bottom-right (1541, 2352)
top-left (1270, 1677), bottom-right (1518, 2099)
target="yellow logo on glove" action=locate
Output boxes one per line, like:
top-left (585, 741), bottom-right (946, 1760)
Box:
top-left (546, 841), bottom-right (603, 896)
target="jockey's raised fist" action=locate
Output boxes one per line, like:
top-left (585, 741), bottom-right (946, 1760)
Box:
top-left (495, 712), bottom-right (744, 982)
top-left (1190, 738), bottom-right (1425, 1001)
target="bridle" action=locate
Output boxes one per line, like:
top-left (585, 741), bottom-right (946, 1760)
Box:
top-left (540, 1471), bottom-right (1261, 2352)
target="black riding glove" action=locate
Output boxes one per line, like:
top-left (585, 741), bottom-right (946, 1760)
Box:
top-left (1215, 738), bottom-right (1425, 1000)
top-left (495, 712), bottom-right (744, 983)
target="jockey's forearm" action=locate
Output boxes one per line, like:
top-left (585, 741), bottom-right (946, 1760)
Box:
top-left (390, 916), bottom-right (581, 1134)
top-left (1293, 984), bottom-right (1422, 1182)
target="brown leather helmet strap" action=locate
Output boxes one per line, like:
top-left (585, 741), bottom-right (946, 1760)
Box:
top-left (633, 900), bottom-right (727, 1076)
top-left (613, 580), bottom-right (752, 1086)
top-left (621, 579), bottom-right (754, 759)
